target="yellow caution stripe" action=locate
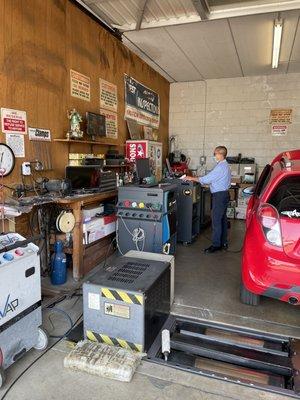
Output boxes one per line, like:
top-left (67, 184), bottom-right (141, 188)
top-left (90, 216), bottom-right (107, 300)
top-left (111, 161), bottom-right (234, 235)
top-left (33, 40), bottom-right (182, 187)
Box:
top-left (86, 330), bottom-right (143, 352)
top-left (101, 288), bottom-right (143, 305)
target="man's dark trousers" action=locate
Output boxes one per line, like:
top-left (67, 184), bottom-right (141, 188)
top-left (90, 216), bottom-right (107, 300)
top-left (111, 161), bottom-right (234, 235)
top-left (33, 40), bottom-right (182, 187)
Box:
top-left (211, 190), bottom-right (230, 248)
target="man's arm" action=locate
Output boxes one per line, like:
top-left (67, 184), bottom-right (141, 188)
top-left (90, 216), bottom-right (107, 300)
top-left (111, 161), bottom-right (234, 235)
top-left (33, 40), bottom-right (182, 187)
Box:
top-left (199, 165), bottom-right (221, 185)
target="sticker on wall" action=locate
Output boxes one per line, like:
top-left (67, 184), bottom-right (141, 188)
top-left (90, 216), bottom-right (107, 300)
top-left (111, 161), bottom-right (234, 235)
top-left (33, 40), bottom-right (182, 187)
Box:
top-left (100, 109), bottom-right (118, 139)
top-left (270, 109), bottom-right (292, 124)
top-left (1, 108), bottom-right (27, 134)
top-left (5, 133), bottom-right (25, 157)
top-left (100, 79), bottom-right (118, 112)
top-left (271, 124), bottom-right (288, 136)
top-left (70, 69), bottom-right (90, 101)
top-left (28, 127), bottom-right (51, 141)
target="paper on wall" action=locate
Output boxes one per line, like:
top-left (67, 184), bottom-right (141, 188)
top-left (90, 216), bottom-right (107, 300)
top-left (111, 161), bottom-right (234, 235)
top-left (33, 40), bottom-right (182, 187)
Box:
top-left (5, 133), bottom-right (25, 157)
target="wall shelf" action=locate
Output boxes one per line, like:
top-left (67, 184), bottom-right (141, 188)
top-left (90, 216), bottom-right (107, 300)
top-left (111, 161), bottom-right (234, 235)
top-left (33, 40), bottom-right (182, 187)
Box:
top-left (54, 138), bottom-right (120, 146)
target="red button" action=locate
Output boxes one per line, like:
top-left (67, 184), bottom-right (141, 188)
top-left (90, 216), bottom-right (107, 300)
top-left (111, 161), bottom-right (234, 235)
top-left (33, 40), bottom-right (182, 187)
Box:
top-left (15, 249), bottom-right (24, 256)
top-left (124, 200), bottom-right (131, 208)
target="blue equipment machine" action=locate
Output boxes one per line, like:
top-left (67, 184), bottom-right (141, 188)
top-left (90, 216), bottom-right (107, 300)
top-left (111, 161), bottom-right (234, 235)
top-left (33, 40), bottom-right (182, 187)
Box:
top-left (116, 183), bottom-right (177, 255)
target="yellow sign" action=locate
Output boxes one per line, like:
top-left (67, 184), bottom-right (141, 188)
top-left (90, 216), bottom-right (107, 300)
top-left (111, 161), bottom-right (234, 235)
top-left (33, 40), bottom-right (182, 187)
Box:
top-left (270, 109), bottom-right (292, 124)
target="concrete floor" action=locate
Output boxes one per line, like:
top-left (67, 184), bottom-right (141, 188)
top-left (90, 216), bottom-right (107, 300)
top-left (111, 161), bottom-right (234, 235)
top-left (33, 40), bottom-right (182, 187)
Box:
top-left (1, 221), bottom-right (300, 400)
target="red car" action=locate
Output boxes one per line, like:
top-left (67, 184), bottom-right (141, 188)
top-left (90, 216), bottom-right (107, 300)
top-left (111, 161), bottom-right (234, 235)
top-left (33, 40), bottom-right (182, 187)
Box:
top-left (241, 149), bottom-right (300, 306)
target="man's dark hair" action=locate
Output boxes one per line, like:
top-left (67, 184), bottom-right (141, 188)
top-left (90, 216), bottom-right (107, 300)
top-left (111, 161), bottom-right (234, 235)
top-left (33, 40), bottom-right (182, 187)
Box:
top-left (215, 146), bottom-right (227, 158)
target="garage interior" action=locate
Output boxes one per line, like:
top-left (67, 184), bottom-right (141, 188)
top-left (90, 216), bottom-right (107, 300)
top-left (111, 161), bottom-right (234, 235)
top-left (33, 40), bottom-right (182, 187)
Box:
top-left (1, 0), bottom-right (300, 399)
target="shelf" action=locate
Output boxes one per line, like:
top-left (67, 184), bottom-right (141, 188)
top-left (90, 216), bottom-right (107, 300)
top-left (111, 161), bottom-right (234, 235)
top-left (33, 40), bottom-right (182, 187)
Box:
top-left (54, 138), bottom-right (120, 146)
top-left (103, 164), bottom-right (130, 168)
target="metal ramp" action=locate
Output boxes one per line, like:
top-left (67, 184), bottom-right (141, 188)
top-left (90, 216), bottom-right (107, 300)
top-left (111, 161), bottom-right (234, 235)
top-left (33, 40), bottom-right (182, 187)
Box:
top-left (146, 315), bottom-right (300, 398)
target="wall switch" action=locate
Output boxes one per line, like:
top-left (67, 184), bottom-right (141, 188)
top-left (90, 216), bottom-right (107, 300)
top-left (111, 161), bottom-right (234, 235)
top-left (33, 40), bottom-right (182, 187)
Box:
top-left (21, 162), bottom-right (31, 176)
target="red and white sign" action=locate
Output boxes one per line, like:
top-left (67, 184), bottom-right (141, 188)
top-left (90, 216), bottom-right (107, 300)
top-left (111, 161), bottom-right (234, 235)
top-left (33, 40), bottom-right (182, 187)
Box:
top-left (1, 108), bottom-right (27, 134)
top-left (100, 109), bottom-right (118, 139)
top-left (70, 69), bottom-right (90, 101)
top-left (126, 141), bottom-right (147, 162)
top-left (271, 124), bottom-right (288, 136)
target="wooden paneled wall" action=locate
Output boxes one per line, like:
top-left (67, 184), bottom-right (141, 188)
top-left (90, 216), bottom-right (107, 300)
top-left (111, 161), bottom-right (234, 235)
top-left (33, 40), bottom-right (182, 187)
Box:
top-left (0, 0), bottom-right (170, 186)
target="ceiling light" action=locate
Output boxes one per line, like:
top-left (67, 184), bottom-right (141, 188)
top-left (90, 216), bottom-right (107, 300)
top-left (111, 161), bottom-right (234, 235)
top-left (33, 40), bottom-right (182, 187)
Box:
top-left (272, 19), bottom-right (283, 69)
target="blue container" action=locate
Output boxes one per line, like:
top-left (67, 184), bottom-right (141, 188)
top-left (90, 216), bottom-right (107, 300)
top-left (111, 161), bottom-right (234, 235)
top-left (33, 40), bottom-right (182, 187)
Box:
top-left (51, 241), bottom-right (67, 285)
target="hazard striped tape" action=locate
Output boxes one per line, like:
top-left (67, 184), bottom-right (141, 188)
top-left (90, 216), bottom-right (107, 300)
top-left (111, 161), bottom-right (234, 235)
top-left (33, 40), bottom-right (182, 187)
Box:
top-left (86, 330), bottom-right (143, 352)
top-left (101, 288), bottom-right (143, 305)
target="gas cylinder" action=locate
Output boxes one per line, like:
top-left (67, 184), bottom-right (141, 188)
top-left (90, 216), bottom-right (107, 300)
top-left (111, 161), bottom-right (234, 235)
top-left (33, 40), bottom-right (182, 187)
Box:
top-left (51, 240), bottom-right (67, 285)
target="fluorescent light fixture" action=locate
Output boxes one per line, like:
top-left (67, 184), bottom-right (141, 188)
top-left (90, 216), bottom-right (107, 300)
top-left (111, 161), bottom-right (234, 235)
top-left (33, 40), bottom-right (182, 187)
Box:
top-left (272, 19), bottom-right (283, 69)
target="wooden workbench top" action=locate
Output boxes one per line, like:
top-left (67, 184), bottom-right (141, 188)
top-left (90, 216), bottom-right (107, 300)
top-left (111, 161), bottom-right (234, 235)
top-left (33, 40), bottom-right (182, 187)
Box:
top-left (56, 190), bottom-right (118, 205)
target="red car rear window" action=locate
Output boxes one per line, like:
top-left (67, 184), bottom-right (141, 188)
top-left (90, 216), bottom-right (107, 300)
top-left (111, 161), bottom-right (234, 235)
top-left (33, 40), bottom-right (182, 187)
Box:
top-left (268, 176), bottom-right (300, 218)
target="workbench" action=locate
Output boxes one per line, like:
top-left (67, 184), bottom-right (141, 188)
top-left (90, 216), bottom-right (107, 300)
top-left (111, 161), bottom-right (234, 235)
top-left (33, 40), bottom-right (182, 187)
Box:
top-left (13, 190), bottom-right (118, 281)
top-left (57, 191), bottom-right (118, 280)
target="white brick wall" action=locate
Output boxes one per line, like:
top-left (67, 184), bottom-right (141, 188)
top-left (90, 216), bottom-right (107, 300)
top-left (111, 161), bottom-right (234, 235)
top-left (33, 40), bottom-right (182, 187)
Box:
top-left (169, 73), bottom-right (300, 169)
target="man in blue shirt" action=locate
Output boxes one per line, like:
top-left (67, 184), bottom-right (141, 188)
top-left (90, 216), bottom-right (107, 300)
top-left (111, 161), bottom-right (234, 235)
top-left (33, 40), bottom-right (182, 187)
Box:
top-left (186, 146), bottom-right (231, 253)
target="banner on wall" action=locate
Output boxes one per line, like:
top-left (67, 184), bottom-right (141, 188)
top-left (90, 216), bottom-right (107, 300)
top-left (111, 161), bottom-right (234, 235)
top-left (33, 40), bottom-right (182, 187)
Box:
top-left (100, 79), bottom-right (118, 112)
top-left (70, 69), bottom-right (90, 101)
top-left (124, 74), bottom-right (160, 129)
top-left (1, 108), bottom-right (27, 134)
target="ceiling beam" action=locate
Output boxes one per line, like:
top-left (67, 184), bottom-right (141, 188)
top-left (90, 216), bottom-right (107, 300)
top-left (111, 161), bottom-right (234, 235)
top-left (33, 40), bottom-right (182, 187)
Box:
top-left (136, 0), bottom-right (148, 30)
top-left (192, 0), bottom-right (210, 20)
top-left (113, 0), bottom-right (300, 31)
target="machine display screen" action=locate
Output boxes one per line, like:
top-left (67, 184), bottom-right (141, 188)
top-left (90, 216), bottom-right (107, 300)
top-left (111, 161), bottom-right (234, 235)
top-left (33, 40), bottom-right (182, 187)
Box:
top-left (65, 166), bottom-right (101, 190)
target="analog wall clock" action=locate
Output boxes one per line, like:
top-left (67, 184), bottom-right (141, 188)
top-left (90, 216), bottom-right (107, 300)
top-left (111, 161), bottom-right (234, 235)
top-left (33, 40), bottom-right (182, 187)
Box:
top-left (0, 143), bottom-right (15, 176)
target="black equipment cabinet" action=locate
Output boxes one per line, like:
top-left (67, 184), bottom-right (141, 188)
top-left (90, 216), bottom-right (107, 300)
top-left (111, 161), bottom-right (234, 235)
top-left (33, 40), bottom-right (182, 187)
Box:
top-left (164, 179), bottom-right (211, 244)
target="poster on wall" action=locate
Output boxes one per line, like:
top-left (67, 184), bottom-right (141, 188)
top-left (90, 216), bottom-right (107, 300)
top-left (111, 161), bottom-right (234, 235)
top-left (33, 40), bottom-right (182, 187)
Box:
top-left (270, 109), bottom-right (292, 124)
top-left (100, 79), bottom-right (118, 112)
top-left (70, 69), bottom-right (90, 101)
top-left (1, 108), bottom-right (27, 134)
top-left (271, 124), bottom-right (288, 136)
top-left (126, 141), bottom-right (147, 161)
top-left (5, 133), bottom-right (25, 157)
top-left (100, 109), bottom-right (118, 139)
top-left (28, 127), bottom-right (51, 141)
top-left (124, 74), bottom-right (160, 129)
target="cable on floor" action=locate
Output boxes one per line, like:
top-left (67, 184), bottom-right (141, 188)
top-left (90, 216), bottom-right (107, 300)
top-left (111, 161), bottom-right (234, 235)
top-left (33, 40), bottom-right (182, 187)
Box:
top-left (1, 313), bottom-right (83, 400)
top-left (44, 307), bottom-right (74, 339)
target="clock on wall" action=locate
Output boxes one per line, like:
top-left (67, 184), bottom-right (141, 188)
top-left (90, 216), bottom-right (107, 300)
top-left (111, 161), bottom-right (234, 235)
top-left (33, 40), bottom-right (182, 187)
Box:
top-left (0, 143), bottom-right (15, 176)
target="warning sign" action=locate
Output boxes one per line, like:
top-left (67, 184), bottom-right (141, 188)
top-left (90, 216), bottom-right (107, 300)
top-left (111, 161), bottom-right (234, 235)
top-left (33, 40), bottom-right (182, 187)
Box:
top-left (70, 69), bottom-right (90, 101)
top-left (271, 124), bottom-right (288, 136)
top-left (100, 79), bottom-right (118, 112)
top-left (1, 108), bottom-right (27, 134)
top-left (100, 109), bottom-right (118, 139)
top-left (270, 109), bottom-right (292, 124)
top-left (104, 302), bottom-right (130, 319)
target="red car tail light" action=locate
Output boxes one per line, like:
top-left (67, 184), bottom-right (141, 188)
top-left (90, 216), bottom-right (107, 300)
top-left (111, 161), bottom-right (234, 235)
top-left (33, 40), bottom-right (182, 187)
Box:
top-left (258, 204), bottom-right (282, 247)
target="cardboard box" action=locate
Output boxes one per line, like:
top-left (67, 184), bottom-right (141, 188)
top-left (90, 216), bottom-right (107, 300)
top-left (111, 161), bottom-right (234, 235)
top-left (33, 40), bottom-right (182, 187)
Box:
top-left (240, 164), bottom-right (256, 175)
top-left (229, 188), bottom-right (237, 201)
top-left (235, 206), bottom-right (247, 220)
top-left (238, 198), bottom-right (249, 207)
top-left (83, 214), bottom-right (116, 233)
top-left (231, 176), bottom-right (242, 184)
top-left (84, 221), bottom-right (116, 244)
top-left (229, 164), bottom-right (240, 177)
top-left (227, 207), bottom-right (235, 219)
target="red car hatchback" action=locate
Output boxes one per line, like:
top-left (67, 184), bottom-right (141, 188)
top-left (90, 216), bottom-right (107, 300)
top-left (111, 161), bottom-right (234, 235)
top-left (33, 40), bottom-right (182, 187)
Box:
top-left (241, 149), bottom-right (300, 306)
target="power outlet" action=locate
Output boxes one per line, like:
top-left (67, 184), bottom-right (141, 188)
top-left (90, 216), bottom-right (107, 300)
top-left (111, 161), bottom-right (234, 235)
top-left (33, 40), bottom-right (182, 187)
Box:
top-left (21, 162), bottom-right (31, 176)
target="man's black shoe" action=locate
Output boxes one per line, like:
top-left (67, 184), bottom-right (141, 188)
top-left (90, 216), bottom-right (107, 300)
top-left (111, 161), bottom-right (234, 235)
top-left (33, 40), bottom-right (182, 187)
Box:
top-left (222, 243), bottom-right (228, 250)
top-left (204, 245), bottom-right (222, 253)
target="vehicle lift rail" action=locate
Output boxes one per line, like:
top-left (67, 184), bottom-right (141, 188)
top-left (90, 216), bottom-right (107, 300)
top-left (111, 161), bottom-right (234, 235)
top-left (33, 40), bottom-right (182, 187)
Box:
top-left (146, 315), bottom-right (300, 398)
